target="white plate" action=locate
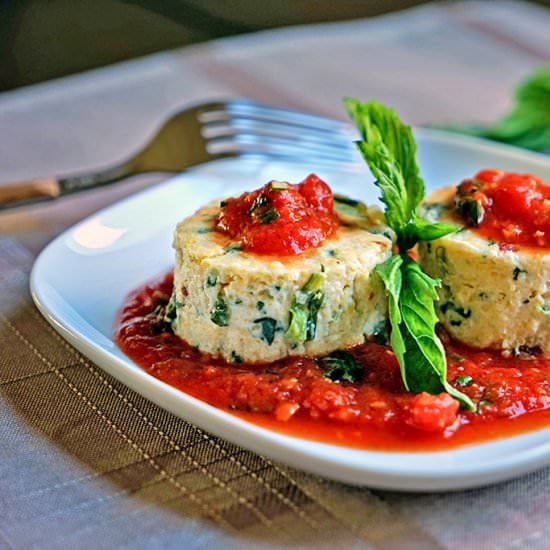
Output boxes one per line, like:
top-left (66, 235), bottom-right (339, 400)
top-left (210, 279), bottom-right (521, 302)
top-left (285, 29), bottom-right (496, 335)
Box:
top-left (31, 129), bottom-right (550, 491)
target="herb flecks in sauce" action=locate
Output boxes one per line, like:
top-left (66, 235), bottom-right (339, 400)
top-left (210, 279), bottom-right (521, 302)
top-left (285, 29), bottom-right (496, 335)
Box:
top-left (216, 174), bottom-right (339, 255)
top-left (455, 169), bottom-right (550, 248)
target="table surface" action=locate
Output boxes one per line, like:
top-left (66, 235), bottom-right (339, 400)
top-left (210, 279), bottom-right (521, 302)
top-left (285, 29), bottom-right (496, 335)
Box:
top-left (1, 1), bottom-right (550, 548)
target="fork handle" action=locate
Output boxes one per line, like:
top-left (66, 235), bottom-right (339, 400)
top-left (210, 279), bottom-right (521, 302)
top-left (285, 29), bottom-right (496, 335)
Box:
top-left (0, 178), bottom-right (61, 208)
top-left (0, 162), bottom-right (139, 210)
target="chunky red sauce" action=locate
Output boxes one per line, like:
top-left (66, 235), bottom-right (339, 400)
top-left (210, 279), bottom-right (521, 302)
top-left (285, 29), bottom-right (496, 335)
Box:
top-left (456, 169), bottom-right (550, 248)
top-left (116, 273), bottom-right (550, 451)
top-left (216, 174), bottom-right (339, 255)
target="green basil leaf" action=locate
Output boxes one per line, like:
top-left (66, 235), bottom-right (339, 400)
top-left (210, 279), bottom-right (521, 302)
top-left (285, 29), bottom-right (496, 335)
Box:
top-left (403, 214), bottom-right (458, 247)
top-left (377, 255), bottom-right (474, 410)
top-left (375, 255), bottom-right (406, 380)
top-left (345, 98), bottom-right (424, 234)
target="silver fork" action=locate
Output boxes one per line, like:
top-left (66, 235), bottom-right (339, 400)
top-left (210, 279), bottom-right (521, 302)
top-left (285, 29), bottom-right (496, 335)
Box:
top-left (0, 98), bottom-right (360, 210)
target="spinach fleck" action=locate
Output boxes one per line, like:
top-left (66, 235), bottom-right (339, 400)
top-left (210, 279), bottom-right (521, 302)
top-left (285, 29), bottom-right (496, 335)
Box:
top-left (286, 273), bottom-right (325, 343)
top-left (206, 270), bottom-right (219, 287)
top-left (231, 351), bottom-right (243, 363)
top-left (372, 320), bottom-right (389, 345)
top-left (248, 193), bottom-right (269, 214)
top-left (454, 375), bottom-right (473, 387)
top-left (210, 293), bottom-right (230, 326)
top-left (254, 317), bottom-right (278, 345)
top-left (513, 266), bottom-right (527, 280)
top-left (163, 291), bottom-right (184, 328)
top-left (225, 243), bottom-right (242, 253)
top-left (455, 196), bottom-right (484, 225)
top-left (440, 301), bottom-right (472, 319)
top-left (258, 208), bottom-right (280, 224)
top-left (321, 351), bottom-right (363, 384)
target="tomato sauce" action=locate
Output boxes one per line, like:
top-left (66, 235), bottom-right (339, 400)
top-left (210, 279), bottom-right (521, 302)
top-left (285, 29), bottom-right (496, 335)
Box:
top-left (456, 169), bottom-right (550, 248)
top-left (116, 273), bottom-right (550, 451)
top-left (216, 174), bottom-right (339, 255)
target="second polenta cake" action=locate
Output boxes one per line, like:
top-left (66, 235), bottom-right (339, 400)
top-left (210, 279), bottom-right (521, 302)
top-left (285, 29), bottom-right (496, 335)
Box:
top-left (167, 176), bottom-right (393, 363)
top-left (418, 171), bottom-right (550, 356)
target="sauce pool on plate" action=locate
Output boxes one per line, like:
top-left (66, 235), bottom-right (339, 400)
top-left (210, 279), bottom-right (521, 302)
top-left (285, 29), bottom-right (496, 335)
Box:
top-left (116, 272), bottom-right (550, 451)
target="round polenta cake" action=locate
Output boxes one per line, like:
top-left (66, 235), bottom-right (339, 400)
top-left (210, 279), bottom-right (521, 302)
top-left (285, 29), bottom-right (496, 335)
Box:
top-left (168, 201), bottom-right (393, 363)
top-left (418, 186), bottom-right (550, 356)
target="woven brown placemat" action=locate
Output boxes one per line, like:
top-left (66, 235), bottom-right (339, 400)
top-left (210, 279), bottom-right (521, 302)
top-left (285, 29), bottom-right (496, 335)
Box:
top-left (0, 236), bottom-right (448, 548)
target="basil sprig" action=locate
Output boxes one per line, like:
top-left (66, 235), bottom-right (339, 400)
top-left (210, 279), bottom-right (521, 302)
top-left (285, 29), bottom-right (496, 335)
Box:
top-left (345, 98), bottom-right (474, 410)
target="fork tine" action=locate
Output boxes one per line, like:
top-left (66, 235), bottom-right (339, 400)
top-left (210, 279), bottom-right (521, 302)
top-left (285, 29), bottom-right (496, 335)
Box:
top-left (199, 99), bottom-right (361, 167)
top-left (208, 146), bottom-right (362, 170)
top-left (200, 99), bottom-right (357, 142)
top-left (202, 118), bottom-right (353, 151)
top-left (207, 132), bottom-right (357, 162)
top-left (207, 135), bottom-right (362, 169)
top-left (225, 99), bottom-right (355, 135)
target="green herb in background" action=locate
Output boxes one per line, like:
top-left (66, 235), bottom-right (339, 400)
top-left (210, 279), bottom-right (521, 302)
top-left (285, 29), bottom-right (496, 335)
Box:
top-left (439, 67), bottom-right (550, 152)
top-left (345, 98), bottom-right (475, 410)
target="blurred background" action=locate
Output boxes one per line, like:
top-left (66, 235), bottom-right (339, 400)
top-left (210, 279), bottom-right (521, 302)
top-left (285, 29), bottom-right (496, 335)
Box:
top-left (2, 0), bottom-right (547, 92)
